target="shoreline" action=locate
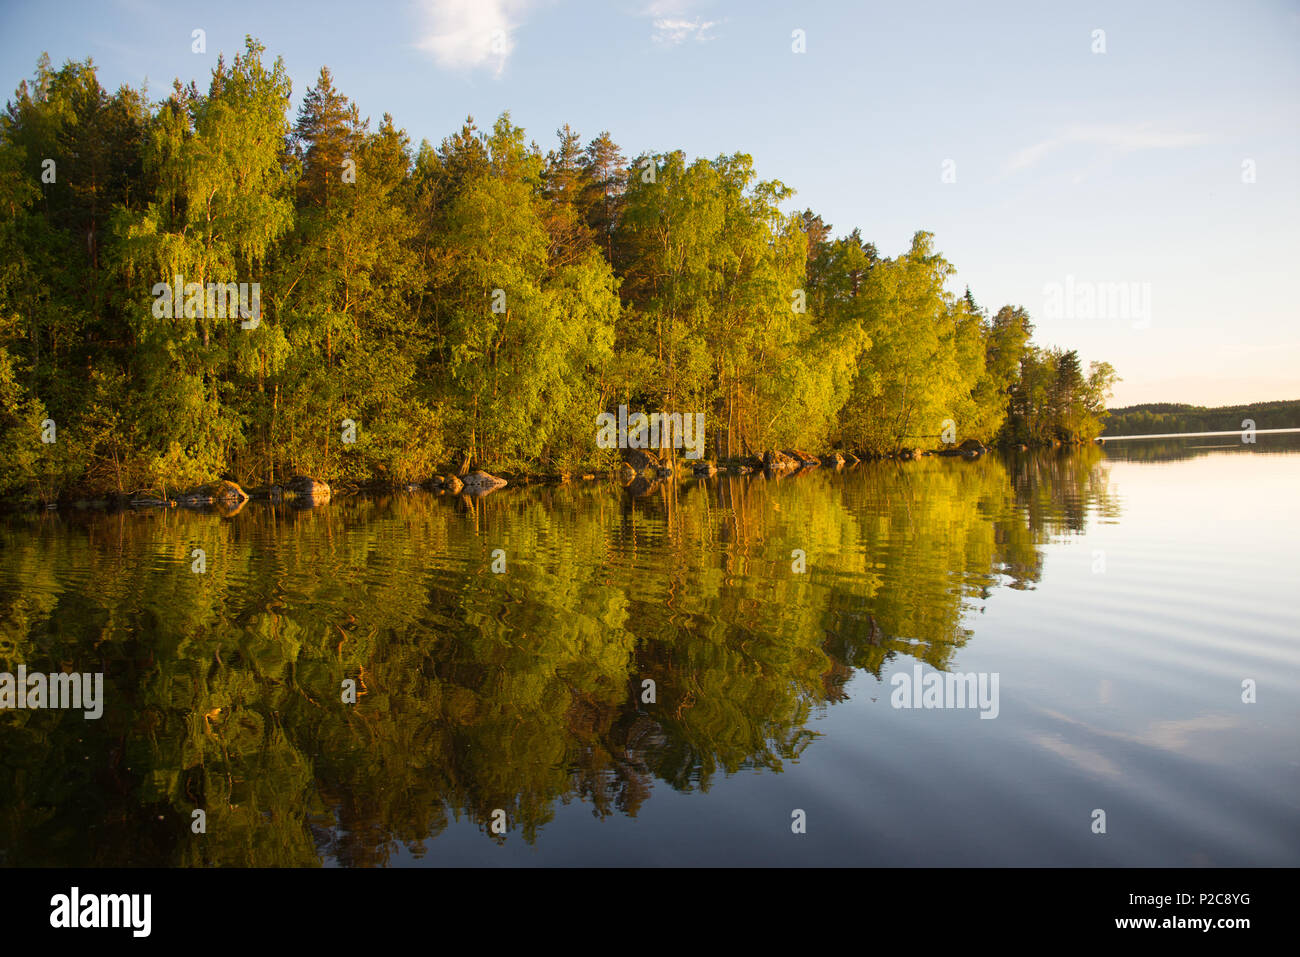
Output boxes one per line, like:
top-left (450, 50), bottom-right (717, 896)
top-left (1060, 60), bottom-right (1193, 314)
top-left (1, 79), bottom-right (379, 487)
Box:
top-left (1, 438), bottom-right (1097, 514)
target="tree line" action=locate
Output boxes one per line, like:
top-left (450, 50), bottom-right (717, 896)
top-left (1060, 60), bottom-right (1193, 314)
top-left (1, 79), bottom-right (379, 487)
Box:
top-left (0, 39), bottom-right (1118, 503)
top-left (1103, 400), bottom-right (1300, 436)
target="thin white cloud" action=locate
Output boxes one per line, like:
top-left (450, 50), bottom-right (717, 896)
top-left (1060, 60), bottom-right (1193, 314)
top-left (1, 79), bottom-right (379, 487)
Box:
top-left (414, 0), bottom-right (533, 75)
top-left (1008, 124), bottom-right (1212, 173)
top-left (640, 1), bottom-right (718, 45)
top-left (652, 17), bottom-right (718, 45)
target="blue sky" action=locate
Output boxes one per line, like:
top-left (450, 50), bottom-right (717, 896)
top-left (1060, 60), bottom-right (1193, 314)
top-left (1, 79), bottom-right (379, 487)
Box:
top-left (2, 0), bottom-right (1297, 406)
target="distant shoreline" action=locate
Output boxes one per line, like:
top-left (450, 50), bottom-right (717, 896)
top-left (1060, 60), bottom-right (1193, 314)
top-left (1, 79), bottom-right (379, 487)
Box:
top-left (1103, 399), bottom-right (1300, 436)
top-left (1098, 427), bottom-right (1300, 442)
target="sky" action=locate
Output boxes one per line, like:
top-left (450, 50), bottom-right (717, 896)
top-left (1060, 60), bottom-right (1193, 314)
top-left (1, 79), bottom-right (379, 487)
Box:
top-left (1, 0), bottom-right (1297, 407)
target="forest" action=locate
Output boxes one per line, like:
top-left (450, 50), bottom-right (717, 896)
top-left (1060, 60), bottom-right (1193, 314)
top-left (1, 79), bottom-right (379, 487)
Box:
top-left (0, 39), bottom-right (1118, 505)
top-left (1103, 400), bottom-right (1300, 436)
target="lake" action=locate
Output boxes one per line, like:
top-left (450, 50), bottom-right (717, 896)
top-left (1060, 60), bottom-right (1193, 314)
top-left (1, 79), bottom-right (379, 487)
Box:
top-left (1, 436), bottom-right (1297, 866)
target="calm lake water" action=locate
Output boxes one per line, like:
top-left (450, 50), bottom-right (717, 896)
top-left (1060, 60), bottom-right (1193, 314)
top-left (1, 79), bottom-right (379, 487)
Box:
top-left (2, 437), bottom-right (1297, 866)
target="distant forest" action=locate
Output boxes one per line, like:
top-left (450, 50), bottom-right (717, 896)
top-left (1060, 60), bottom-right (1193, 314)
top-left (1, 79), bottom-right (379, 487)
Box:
top-left (1, 39), bottom-right (1116, 504)
top-left (1104, 400), bottom-right (1300, 436)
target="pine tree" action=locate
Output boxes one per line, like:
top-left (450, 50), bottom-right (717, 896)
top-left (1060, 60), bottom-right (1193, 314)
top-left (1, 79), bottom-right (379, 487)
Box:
top-left (579, 131), bottom-right (625, 263)
top-left (293, 66), bottom-right (364, 209)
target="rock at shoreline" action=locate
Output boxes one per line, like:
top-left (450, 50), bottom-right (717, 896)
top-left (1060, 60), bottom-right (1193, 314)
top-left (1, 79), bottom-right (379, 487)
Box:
top-left (442, 474), bottom-right (464, 494)
top-left (461, 470), bottom-right (507, 493)
top-left (214, 480), bottom-right (248, 504)
top-left (618, 463), bottom-right (638, 483)
top-left (692, 461), bottom-right (717, 476)
top-left (959, 438), bottom-right (986, 458)
top-left (179, 480), bottom-right (248, 507)
top-left (820, 451), bottom-right (845, 467)
top-left (763, 449), bottom-right (797, 472)
top-left (785, 449), bottom-right (820, 467)
top-left (287, 475), bottom-right (331, 504)
top-left (622, 448), bottom-right (663, 473)
top-left (130, 492), bottom-right (175, 508)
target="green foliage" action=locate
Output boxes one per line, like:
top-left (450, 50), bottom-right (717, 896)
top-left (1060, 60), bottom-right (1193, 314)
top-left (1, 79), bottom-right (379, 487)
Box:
top-left (1003, 347), bottom-right (1119, 444)
top-left (0, 41), bottom-right (1111, 501)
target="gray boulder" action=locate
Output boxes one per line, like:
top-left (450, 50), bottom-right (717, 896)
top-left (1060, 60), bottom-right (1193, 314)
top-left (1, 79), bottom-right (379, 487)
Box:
top-left (461, 470), bottom-right (507, 492)
top-left (763, 449), bottom-right (797, 471)
top-left (287, 476), bottom-right (331, 504)
top-left (622, 447), bottom-right (664, 473)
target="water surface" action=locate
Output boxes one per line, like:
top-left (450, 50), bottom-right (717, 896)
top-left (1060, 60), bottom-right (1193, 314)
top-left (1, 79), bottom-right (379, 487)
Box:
top-left (1, 437), bottom-right (1297, 866)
